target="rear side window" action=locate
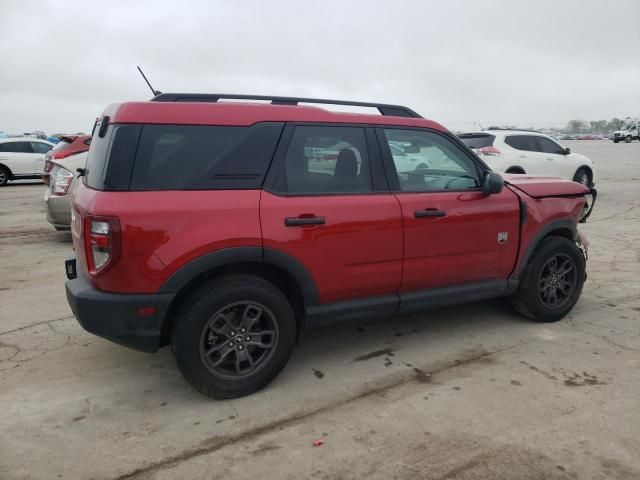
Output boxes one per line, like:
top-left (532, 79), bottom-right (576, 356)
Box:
top-left (130, 123), bottom-right (282, 190)
top-left (31, 142), bottom-right (52, 154)
top-left (458, 133), bottom-right (495, 149)
top-left (0, 143), bottom-right (17, 152)
top-left (85, 122), bottom-right (283, 191)
top-left (505, 135), bottom-right (539, 152)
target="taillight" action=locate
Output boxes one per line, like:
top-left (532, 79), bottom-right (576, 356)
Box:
top-left (83, 216), bottom-right (121, 276)
top-left (51, 167), bottom-right (74, 195)
top-left (42, 160), bottom-right (54, 185)
top-left (476, 146), bottom-right (501, 156)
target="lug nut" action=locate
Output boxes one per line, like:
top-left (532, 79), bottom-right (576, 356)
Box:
top-left (245, 336), bottom-right (250, 341)
top-left (238, 345), bottom-right (244, 350)
top-left (228, 342), bottom-right (234, 347)
top-left (230, 331), bottom-right (235, 336)
top-left (240, 328), bottom-right (246, 333)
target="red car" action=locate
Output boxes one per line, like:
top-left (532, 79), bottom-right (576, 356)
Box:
top-left (65, 94), bottom-right (593, 398)
top-left (42, 135), bottom-right (91, 185)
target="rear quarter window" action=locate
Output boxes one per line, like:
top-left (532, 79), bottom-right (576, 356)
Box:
top-left (85, 122), bottom-right (283, 191)
top-left (129, 123), bottom-right (283, 191)
top-left (458, 134), bottom-right (495, 149)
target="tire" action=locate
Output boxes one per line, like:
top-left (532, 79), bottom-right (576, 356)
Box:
top-left (0, 166), bottom-right (9, 186)
top-left (505, 168), bottom-right (526, 175)
top-left (625, 135), bottom-right (632, 143)
top-left (512, 236), bottom-right (585, 322)
top-left (172, 274), bottom-right (296, 399)
top-left (613, 139), bottom-right (619, 144)
top-left (573, 168), bottom-right (591, 187)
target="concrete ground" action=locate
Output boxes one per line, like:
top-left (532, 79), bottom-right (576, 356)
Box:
top-left (1, 141), bottom-right (639, 480)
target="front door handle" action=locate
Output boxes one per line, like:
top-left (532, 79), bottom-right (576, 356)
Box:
top-left (284, 216), bottom-right (325, 227)
top-left (414, 209), bottom-right (446, 218)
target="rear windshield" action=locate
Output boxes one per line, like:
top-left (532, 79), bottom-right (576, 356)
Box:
top-left (458, 133), bottom-right (495, 149)
top-left (84, 122), bottom-right (283, 191)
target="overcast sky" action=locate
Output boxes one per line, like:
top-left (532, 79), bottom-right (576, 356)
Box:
top-left (1, 0), bottom-right (639, 134)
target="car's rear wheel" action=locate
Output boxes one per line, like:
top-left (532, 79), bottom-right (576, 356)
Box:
top-left (613, 138), bottom-right (619, 143)
top-left (512, 236), bottom-right (585, 322)
top-left (172, 274), bottom-right (296, 399)
top-left (573, 168), bottom-right (591, 187)
top-left (0, 166), bottom-right (9, 186)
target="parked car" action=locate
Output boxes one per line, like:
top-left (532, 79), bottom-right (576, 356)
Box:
top-left (458, 130), bottom-right (596, 187)
top-left (42, 135), bottom-right (91, 185)
top-left (0, 137), bottom-right (53, 186)
top-left (612, 118), bottom-right (639, 143)
top-left (65, 94), bottom-right (593, 399)
top-left (44, 151), bottom-right (87, 230)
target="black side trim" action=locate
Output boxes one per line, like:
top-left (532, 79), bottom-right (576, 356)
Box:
top-left (304, 294), bottom-right (399, 329)
top-left (511, 218), bottom-right (577, 280)
top-left (398, 279), bottom-right (517, 315)
top-left (303, 279), bottom-right (518, 330)
top-left (158, 246), bottom-right (319, 306)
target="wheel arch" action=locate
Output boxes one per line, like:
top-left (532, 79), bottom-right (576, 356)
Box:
top-left (0, 163), bottom-right (13, 178)
top-left (505, 166), bottom-right (526, 174)
top-left (158, 247), bottom-right (318, 346)
top-left (512, 219), bottom-right (577, 280)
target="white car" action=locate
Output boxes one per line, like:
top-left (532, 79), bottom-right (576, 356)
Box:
top-left (458, 130), bottom-right (596, 187)
top-left (0, 137), bottom-right (54, 186)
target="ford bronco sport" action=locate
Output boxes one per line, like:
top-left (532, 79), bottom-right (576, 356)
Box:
top-left (65, 94), bottom-right (593, 398)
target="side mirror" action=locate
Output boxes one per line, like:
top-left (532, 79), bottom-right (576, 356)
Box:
top-left (482, 171), bottom-right (503, 195)
top-left (564, 147), bottom-right (571, 155)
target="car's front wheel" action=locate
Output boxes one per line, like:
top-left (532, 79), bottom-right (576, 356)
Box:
top-left (172, 274), bottom-right (296, 399)
top-left (625, 135), bottom-right (632, 143)
top-left (573, 168), bottom-right (591, 187)
top-left (512, 236), bottom-right (585, 322)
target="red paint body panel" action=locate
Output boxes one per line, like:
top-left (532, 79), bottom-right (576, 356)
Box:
top-left (504, 174), bottom-right (589, 198)
top-left (72, 183), bottom-right (262, 293)
top-left (260, 191), bottom-right (403, 303)
top-left (510, 189), bottom-right (586, 275)
top-left (102, 101), bottom-right (447, 131)
top-left (396, 189), bottom-right (521, 291)
top-left (52, 135), bottom-right (91, 160)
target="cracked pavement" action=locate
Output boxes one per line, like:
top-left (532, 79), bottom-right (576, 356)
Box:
top-left (1, 141), bottom-right (639, 479)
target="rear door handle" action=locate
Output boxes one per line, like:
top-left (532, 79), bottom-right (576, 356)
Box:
top-left (414, 209), bottom-right (446, 218)
top-left (546, 157), bottom-right (554, 161)
top-left (284, 216), bottom-right (325, 227)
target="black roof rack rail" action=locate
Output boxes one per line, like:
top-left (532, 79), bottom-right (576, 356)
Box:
top-left (150, 93), bottom-right (423, 119)
top-left (485, 127), bottom-right (543, 133)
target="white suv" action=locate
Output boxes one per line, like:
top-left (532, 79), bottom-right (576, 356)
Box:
top-left (458, 130), bottom-right (595, 187)
top-left (0, 138), bottom-right (54, 186)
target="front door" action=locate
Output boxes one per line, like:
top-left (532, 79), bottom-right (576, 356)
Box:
top-left (377, 127), bottom-right (521, 292)
top-left (536, 136), bottom-right (575, 180)
top-left (261, 124), bottom-right (403, 304)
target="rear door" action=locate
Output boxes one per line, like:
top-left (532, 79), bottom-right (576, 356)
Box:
top-left (536, 136), bottom-right (574, 179)
top-left (261, 124), bottom-right (403, 304)
top-left (504, 135), bottom-right (546, 175)
top-left (377, 127), bottom-right (520, 292)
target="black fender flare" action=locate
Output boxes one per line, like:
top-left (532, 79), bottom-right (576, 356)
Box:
top-left (511, 218), bottom-right (577, 280)
top-left (158, 246), bottom-right (319, 306)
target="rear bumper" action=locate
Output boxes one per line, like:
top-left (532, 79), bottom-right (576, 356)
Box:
top-left (44, 188), bottom-right (71, 227)
top-left (65, 265), bottom-right (174, 353)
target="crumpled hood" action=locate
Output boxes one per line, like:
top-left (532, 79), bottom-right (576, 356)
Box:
top-left (503, 174), bottom-right (589, 198)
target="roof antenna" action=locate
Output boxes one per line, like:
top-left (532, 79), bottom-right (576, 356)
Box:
top-left (137, 66), bottom-right (161, 96)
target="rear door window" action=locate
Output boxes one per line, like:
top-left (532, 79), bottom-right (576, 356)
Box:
top-left (505, 135), bottom-right (539, 152)
top-left (458, 133), bottom-right (495, 149)
top-left (280, 125), bottom-right (372, 194)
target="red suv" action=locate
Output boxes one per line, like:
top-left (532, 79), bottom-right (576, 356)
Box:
top-left (65, 94), bottom-right (593, 398)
